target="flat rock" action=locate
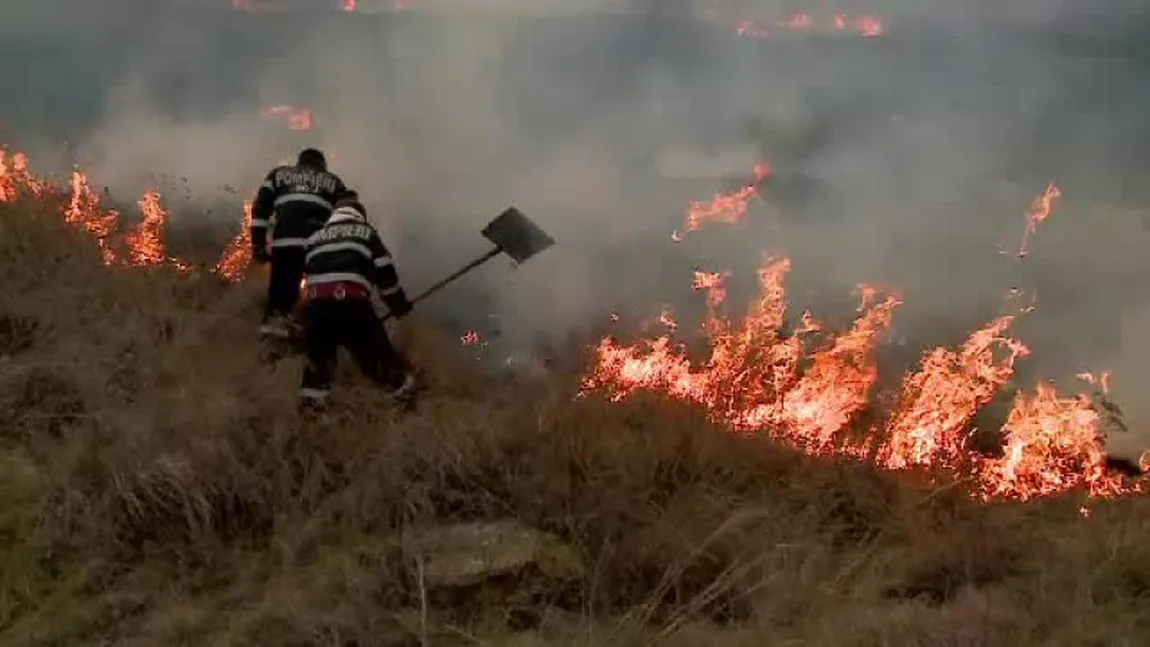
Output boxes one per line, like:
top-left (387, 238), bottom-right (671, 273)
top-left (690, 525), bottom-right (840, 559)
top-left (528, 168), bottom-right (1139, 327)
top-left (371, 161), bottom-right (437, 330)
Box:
top-left (401, 519), bottom-right (584, 589)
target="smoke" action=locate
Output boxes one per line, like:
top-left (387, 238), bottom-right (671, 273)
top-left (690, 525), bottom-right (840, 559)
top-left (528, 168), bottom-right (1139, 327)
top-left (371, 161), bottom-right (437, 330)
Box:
top-left (4, 1), bottom-right (1150, 442)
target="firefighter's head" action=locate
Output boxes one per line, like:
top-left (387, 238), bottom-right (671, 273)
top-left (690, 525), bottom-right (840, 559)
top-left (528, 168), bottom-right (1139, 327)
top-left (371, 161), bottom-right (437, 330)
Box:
top-left (332, 195), bottom-right (367, 221)
top-left (297, 147), bottom-right (327, 171)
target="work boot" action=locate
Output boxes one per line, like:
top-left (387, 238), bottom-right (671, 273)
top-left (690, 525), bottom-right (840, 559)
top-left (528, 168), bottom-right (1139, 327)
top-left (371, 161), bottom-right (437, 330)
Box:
top-left (383, 371), bottom-right (416, 400)
top-left (259, 314), bottom-right (292, 339)
top-left (299, 387), bottom-right (330, 419)
top-left (260, 314), bottom-right (303, 340)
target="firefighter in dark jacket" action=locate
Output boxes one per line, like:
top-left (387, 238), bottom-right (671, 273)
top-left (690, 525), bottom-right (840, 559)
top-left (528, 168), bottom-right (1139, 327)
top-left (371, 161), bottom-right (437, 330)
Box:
top-left (251, 147), bottom-right (350, 338)
top-left (298, 197), bottom-right (416, 407)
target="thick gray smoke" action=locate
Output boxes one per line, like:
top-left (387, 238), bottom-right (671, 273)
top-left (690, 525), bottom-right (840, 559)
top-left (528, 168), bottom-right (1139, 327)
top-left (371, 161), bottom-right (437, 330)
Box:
top-left (3, 0), bottom-right (1150, 451)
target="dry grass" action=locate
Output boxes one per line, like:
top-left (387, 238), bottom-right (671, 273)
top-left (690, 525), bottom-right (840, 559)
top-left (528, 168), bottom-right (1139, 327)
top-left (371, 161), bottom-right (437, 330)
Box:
top-left (1, 193), bottom-right (1150, 646)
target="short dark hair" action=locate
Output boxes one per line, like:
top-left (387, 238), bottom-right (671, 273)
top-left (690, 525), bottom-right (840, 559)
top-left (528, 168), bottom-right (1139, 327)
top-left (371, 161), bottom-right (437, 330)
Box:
top-left (297, 148), bottom-right (326, 170)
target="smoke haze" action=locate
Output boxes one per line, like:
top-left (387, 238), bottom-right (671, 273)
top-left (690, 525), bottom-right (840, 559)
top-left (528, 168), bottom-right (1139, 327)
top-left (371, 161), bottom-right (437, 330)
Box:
top-left (3, 0), bottom-right (1150, 450)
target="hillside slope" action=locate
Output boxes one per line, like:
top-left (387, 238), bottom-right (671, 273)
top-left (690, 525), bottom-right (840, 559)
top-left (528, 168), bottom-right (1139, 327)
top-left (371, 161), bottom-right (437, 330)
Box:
top-left (2, 163), bottom-right (1150, 645)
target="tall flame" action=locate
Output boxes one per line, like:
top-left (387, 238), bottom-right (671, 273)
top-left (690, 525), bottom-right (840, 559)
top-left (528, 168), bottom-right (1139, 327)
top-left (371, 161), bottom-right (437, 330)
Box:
top-left (584, 180), bottom-right (1145, 506)
top-left (214, 200), bottom-right (254, 281)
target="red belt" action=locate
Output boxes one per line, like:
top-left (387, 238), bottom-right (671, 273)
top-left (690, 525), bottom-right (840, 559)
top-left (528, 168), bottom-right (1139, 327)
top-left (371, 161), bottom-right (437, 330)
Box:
top-left (307, 281), bottom-right (370, 301)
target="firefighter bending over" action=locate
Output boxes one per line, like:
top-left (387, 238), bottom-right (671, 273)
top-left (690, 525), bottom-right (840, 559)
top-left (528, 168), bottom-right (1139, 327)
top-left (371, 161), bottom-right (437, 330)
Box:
top-left (251, 147), bottom-right (350, 338)
top-left (299, 196), bottom-right (416, 407)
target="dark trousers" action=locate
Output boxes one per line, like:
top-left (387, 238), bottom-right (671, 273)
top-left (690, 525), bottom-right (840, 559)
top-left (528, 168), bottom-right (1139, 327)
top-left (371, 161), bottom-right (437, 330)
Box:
top-left (265, 246), bottom-right (307, 319)
top-left (300, 298), bottom-right (406, 397)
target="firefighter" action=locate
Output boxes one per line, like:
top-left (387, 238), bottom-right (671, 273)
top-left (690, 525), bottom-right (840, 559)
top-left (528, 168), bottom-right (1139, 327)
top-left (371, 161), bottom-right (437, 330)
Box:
top-left (251, 147), bottom-right (350, 339)
top-left (298, 196), bottom-right (416, 408)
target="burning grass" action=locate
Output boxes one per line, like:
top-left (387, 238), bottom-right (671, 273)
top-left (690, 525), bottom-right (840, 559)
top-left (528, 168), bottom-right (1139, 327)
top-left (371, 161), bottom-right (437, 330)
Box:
top-left (2, 152), bottom-right (1150, 644)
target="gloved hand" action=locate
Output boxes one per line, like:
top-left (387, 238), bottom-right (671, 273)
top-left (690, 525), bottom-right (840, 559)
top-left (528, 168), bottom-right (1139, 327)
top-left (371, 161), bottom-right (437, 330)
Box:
top-left (252, 247), bottom-right (271, 264)
top-left (385, 293), bottom-right (414, 319)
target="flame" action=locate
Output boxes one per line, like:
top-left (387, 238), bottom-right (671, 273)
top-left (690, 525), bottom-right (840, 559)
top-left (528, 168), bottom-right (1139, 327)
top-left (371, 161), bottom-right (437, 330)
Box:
top-left (0, 151), bottom-right (47, 201)
top-left (224, 1), bottom-right (884, 35)
top-left (856, 15), bottom-right (885, 37)
top-left (1076, 371), bottom-right (1110, 394)
top-left (462, 330), bottom-right (481, 345)
top-left (584, 258), bottom-right (897, 456)
top-left (1017, 181), bottom-right (1061, 258)
top-left (121, 190), bottom-right (192, 271)
top-left (978, 382), bottom-right (1133, 501)
top-left (214, 200), bottom-right (254, 281)
top-left (777, 289), bottom-right (899, 455)
top-left (260, 105), bottom-right (312, 130)
top-left (0, 150), bottom-right (16, 202)
top-left (877, 316), bottom-right (1028, 471)
top-left (780, 14), bottom-right (813, 29)
top-left (584, 183), bottom-right (1144, 505)
top-left (4, 151), bottom-right (244, 277)
top-left (65, 171), bottom-right (119, 265)
top-left (673, 162), bottom-right (771, 241)
top-left (692, 270), bottom-right (729, 311)
top-left (737, 13), bottom-right (884, 38)
top-left (124, 190), bottom-right (167, 266)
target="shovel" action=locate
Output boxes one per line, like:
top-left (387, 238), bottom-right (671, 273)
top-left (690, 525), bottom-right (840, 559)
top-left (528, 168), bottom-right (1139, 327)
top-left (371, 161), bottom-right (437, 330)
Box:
top-left (381, 207), bottom-right (555, 321)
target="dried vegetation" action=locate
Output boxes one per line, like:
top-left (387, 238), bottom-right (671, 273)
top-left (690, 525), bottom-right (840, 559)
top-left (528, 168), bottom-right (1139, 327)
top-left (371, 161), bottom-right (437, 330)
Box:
top-left (1, 181), bottom-right (1149, 646)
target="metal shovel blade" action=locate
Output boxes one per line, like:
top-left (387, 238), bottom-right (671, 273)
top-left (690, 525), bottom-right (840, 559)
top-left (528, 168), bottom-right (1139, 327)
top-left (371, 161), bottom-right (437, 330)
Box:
top-left (481, 207), bottom-right (555, 264)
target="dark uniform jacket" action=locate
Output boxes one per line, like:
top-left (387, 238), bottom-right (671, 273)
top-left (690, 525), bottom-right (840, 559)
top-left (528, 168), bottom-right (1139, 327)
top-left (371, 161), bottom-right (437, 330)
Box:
top-left (303, 206), bottom-right (409, 313)
top-left (251, 164), bottom-right (348, 253)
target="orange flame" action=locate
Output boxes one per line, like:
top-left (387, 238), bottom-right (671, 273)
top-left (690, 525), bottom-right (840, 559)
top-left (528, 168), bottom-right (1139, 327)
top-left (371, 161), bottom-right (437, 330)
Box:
top-left (777, 290), bottom-right (899, 454)
top-left (877, 316), bottom-right (1028, 471)
top-left (214, 200), bottom-right (254, 281)
top-left (0, 151), bottom-right (46, 201)
top-left (737, 13), bottom-right (884, 38)
top-left (5, 152), bottom-right (220, 275)
top-left (584, 183), bottom-right (1142, 506)
top-left (673, 162), bottom-right (771, 241)
top-left (584, 257), bottom-right (899, 457)
top-left (125, 190), bottom-right (166, 266)
top-left (979, 382), bottom-right (1130, 501)
top-left (65, 171), bottom-right (119, 265)
top-left (117, 190), bottom-right (192, 271)
top-left (1076, 371), bottom-right (1110, 394)
top-left (692, 270), bottom-right (729, 311)
top-left (1017, 181), bottom-right (1061, 257)
top-left (260, 105), bottom-right (312, 130)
